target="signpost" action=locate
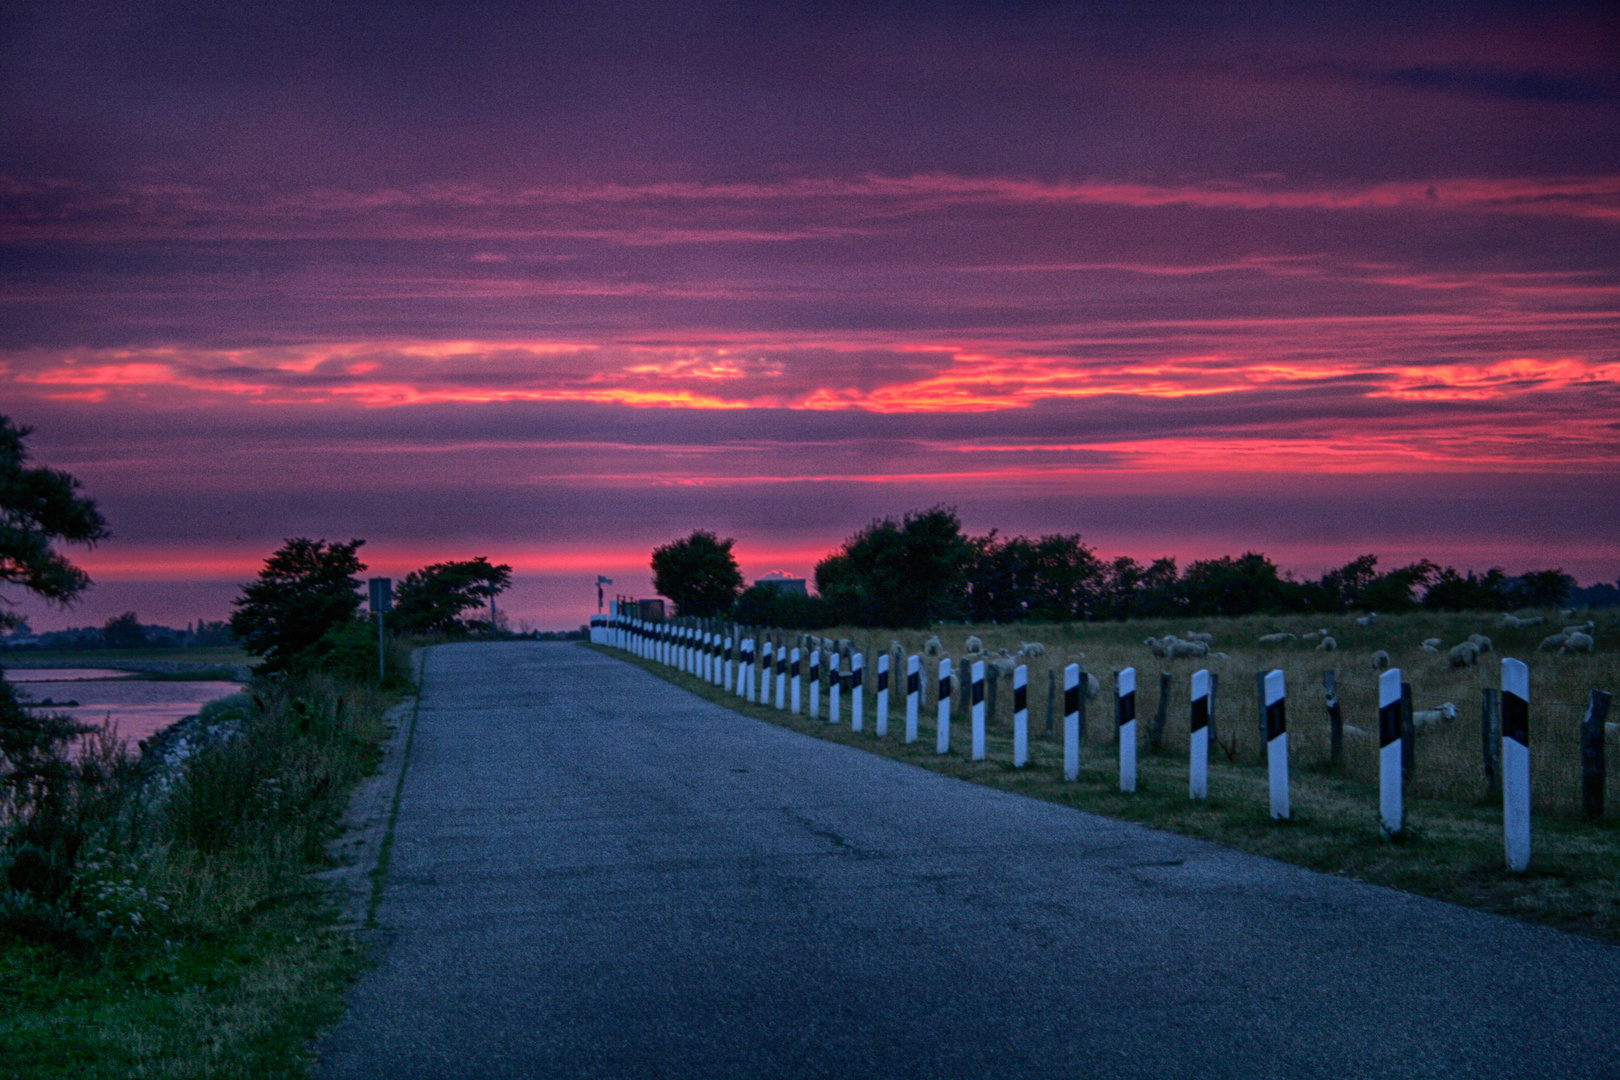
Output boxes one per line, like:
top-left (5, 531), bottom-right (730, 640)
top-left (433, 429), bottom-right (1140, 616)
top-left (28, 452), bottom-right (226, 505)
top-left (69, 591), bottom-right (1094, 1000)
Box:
top-left (368, 577), bottom-right (391, 682)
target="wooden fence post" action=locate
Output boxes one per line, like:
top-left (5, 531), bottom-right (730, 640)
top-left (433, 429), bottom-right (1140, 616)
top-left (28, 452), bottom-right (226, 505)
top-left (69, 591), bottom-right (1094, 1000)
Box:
top-left (1150, 671), bottom-right (1171, 751)
top-left (1045, 667), bottom-right (1057, 739)
top-left (1324, 670), bottom-right (1343, 770)
top-left (1481, 688), bottom-right (1500, 797)
top-left (1401, 682), bottom-right (1415, 783)
top-left (1581, 689), bottom-right (1612, 822)
top-left (1207, 671), bottom-right (1220, 749)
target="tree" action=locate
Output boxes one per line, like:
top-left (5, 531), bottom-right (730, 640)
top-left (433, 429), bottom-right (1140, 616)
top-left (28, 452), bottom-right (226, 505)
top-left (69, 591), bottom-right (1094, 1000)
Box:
top-left (819, 507), bottom-right (970, 628)
top-left (392, 557), bottom-right (514, 635)
top-left (650, 531), bottom-right (744, 617)
top-left (0, 416), bottom-right (119, 903)
top-left (0, 416), bottom-right (109, 630)
top-left (101, 611), bottom-right (147, 649)
top-left (229, 538), bottom-right (366, 672)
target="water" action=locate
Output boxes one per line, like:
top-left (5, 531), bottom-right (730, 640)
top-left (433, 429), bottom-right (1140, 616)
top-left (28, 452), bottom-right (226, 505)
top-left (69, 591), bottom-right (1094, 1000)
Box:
top-left (2, 668), bottom-right (244, 746)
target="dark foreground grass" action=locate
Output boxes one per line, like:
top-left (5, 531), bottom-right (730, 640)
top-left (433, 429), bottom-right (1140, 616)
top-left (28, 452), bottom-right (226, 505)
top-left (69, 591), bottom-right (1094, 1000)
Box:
top-left (592, 643), bottom-right (1620, 944)
top-left (0, 646), bottom-right (412, 1079)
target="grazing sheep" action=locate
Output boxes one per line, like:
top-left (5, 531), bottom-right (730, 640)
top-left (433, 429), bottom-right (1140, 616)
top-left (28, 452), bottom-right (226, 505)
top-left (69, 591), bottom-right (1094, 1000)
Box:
top-left (1302, 628), bottom-right (1328, 641)
top-left (1144, 635), bottom-right (1176, 657)
top-left (1315, 636), bottom-right (1338, 652)
top-left (1166, 640), bottom-right (1210, 659)
top-left (1562, 621), bottom-right (1595, 635)
top-left (1018, 641), bottom-right (1046, 658)
top-left (1501, 614), bottom-right (1545, 629)
top-left (964, 635), bottom-right (984, 654)
top-left (923, 636), bottom-right (943, 658)
top-left (1355, 613), bottom-right (1378, 627)
top-left (1467, 634), bottom-right (1493, 654)
top-left (1558, 608), bottom-right (1576, 619)
top-left (1342, 724), bottom-right (1367, 738)
top-left (1448, 642), bottom-right (1480, 668)
top-left (1371, 650), bottom-right (1390, 670)
top-left (1182, 631), bottom-right (1214, 644)
top-left (1210, 652), bottom-right (1230, 660)
top-left (1419, 643), bottom-right (1440, 653)
top-left (1258, 632), bottom-right (1296, 645)
top-left (1537, 633), bottom-right (1569, 652)
top-left (1421, 637), bottom-right (1442, 649)
top-left (989, 657), bottom-right (1017, 678)
top-left (1562, 632), bottom-right (1595, 654)
top-left (1412, 702), bottom-right (1459, 729)
top-left (1079, 671), bottom-right (1101, 699)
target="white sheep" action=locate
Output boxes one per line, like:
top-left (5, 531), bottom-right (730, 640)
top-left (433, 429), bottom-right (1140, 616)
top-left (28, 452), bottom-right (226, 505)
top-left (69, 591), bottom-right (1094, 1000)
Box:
top-left (1448, 642), bottom-right (1479, 668)
top-left (1537, 633), bottom-right (1569, 652)
top-left (1257, 632), bottom-right (1296, 645)
top-left (1018, 642), bottom-right (1046, 658)
top-left (1419, 643), bottom-right (1440, 652)
top-left (1562, 621), bottom-right (1595, 635)
top-left (1145, 635), bottom-right (1177, 657)
top-left (1210, 652), bottom-right (1230, 660)
top-left (1562, 632), bottom-right (1595, 654)
top-left (923, 636), bottom-right (943, 658)
top-left (1355, 613), bottom-right (1378, 627)
top-left (964, 635), bottom-right (984, 654)
top-left (1315, 636), bottom-right (1337, 652)
top-left (1467, 634), bottom-right (1493, 654)
top-left (1421, 637), bottom-right (1442, 649)
top-left (1371, 650), bottom-right (1390, 670)
top-left (989, 657), bottom-right (1017, 678)
top-left (1501, 614), bottom-right (1545, 629)
top-left (1302, 628), bottom-right (1328, 641)
top-left (1558, 608), bottom-right (1576, 619)
top-left (1166, 640), bottom-right (1209, 659)
top-left (1412, 702), bottom-right (1459, 729)
top-left (1181, 631), bottom-right (1213, 644)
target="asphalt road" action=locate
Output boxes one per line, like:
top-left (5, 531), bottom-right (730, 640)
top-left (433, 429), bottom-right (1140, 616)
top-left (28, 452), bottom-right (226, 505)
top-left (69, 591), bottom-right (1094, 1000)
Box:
top-left (315, 641), bottom-right (1620, 1079)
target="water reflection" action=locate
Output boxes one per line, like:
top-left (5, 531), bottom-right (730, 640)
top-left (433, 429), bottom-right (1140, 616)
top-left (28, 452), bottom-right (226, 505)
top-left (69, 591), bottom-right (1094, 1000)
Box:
top-left (2, 668), bottom-right (244, 746)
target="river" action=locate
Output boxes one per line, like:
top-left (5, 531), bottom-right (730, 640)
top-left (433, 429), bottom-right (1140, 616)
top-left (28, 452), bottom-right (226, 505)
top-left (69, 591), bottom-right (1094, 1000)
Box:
top-left (2, 668), bottom-right (244, 747)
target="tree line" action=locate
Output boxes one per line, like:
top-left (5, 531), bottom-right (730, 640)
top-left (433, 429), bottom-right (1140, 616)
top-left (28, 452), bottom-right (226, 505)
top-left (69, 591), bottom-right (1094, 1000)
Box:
top-left (651, 507), bottom-right (1587, 630)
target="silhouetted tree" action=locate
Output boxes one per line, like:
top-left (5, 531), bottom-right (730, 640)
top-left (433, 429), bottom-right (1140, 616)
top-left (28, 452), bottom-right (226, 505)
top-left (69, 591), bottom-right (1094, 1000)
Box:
top-left (393, 557), bottom-right (513, 635)
top-left (817, 507), bottom-right (970, 627)
top-left (651, 531), bottom-right (744, 617)
top-left (229, 538), bottom-right (366, 672)
top-left (101, 611), bottom-right (147, 649)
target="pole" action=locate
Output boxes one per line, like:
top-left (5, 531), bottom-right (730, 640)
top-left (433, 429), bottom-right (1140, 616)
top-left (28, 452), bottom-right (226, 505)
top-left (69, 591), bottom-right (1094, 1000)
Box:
top-left (1190, 668), bottom-right (1210, 799)
top-left (936, 658), bottom-right (952, 754)
top-left (876, 652), bottom-right (890, 737)
top-left (1502, 658), bottom-right (1531, 872)
top-left (1013, 664), bottom-right (1028, 767)
top-left (1063, 664), bottom-right (1081, 781)
top-left (971, 659), bottom-right (986, 761)
top-left (1581, 690), bottom-right (1611, 822)
top-left (905, 654), bottom-right (920, 744)
top-left (1118, 667), bottom-right (1137, 793)
top-left (1264, 669), bottom-right (1289, 819)
top-left (1379, 668), bottom-right (1403, 836)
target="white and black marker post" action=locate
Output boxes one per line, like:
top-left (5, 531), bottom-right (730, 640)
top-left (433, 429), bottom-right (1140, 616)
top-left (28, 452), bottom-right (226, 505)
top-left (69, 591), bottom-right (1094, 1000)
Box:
top-left (937, 658), bottom-right (952, 754)
top-left (742, 638), bottom-right (755, 700)
top-left (1063, 663), bottom-right (1081, 781)
top-left (970, 660), bottom-right (987, 760)
top-left (790, 647), bottom-right (802, 714)
top-left (905, 655), bottom-right (920, 744)
top-left (809, 648), bottom-right (821, 719)
top-left (1264, 669), bottom-right (1289, 820)
top-left (761, 641), bottom-right (773, 703)
top-left (851, 651), bottom-right (864, 732)
top-left (1379, 667), bottom-right (1403, 836)
top-left (1013, 664), bottom-right (1029, 767)
top-left (1190, 668), bottom-right (1210, 799)
top-left (1118, 667), bottom-right (1137, 793)
top-left (1503, 657), bottom-right (1531, 872)
top-left (876, 653), bottom-right (890, 737)
top-left (829, 652), bottom-right (842, 724)
top-left (775, 644), bottom-right (787, 709)
top-left (723, 637), bottom-right (734, 692)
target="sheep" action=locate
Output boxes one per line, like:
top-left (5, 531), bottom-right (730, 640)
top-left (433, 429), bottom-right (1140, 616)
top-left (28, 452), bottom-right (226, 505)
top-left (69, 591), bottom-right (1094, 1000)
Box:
top-left (1342, 724), bottom-right (1367, 739)
top-left (1355, 613), bottom-right (1378, 627)
top-left (1181, 631), bottom-right (1213, 644)
top-left (1537, 633), bottom-right (1569, 652)
top-left (964, 635), bottom-right (984, 655)
top-left (1315, 636), bottom-right (1337, 652)
top-left (1166, 640), bottom-right (1210, 659)
top-left (1467, 634), bottom-right (1493, 654)
top-left (1501, 614), bottom-right (1545, 629)
top-left (1412, 702), bottom-right (1459, 730)
top-left (1302, 628), bottom-right (1329, 641)
top-left (1447, 642), bottom-right (1479, 668)
top-left (1562, 632), bottom-right (1595, 654)
top-left (1562, 621), bottom-right (1595, 635)
top-left (923, 636), bottom-right (943, 658)
top-left (1419, 643), bottom-right (1440, 652)
top-left (1145, 635), bottom-right (1179, 657)
top-left (1257, 632), bottom-right (1296, 645)
top-left (1421, 637), bottom-right (1442, 649)
top-left (1018, 641), bottom-right (1046, 658)
top-left (989, 656), bottom-right (1017, 678)
top-left (1371, 650), bottom-right (1390, 670)
top-left (1210, 652), bottom-right (1230, 660)
top-left (1558, 608), bottom-right (1576, 619)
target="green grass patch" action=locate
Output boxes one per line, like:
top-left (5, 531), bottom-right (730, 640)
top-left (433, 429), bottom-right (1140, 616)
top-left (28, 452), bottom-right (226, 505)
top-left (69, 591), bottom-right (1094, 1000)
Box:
top-left (593, 640), bottom-right (1620, 943)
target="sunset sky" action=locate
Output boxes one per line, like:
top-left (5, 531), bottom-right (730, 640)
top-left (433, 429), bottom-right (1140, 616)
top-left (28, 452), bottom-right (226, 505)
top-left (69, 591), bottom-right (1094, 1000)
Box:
top-left (4, 1), bottom-right (1617, 630)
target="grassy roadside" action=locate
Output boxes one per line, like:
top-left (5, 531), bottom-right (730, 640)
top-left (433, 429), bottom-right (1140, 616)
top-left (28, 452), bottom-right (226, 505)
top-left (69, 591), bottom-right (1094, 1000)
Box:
top-left (590, 642), bottom-right (1620, 944)
top-left (0, 655), bottom-right (411, 1078)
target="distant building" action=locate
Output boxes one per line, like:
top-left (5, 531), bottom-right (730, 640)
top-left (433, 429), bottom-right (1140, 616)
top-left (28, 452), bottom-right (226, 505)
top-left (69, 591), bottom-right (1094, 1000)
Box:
top-left (636, 598), bottom-right (667, 621)
top-left (755, 572), bottom-right (807, 597)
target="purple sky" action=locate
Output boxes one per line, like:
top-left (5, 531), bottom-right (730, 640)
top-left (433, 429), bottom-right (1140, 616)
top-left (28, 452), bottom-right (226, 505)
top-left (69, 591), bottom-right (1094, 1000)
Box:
top-left (3, 1), bottom-right (1617, 630)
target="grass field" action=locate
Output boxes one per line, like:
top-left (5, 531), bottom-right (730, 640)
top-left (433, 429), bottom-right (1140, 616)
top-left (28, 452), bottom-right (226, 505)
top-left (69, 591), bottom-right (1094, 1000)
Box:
top-left (0, 645), bottom-right (251, 667)
top-left (591, 607), bottom-right (1620, 941)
